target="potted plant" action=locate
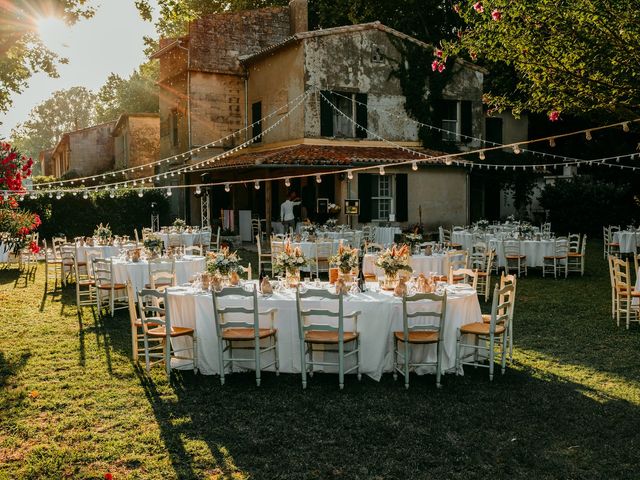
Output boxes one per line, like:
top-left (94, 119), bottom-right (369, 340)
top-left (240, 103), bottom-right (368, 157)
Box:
top-left (172, 218), bottom-right (187, 232)
top-left (94, 223), bottom-right (112, 245)
top-left (329, 244), bottom-right (359, 284)
top-left (206, 247), bottom-right (241, 284)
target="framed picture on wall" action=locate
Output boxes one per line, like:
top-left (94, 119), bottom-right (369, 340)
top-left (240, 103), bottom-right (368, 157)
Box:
top-left (317, 198), bottom-right (329, 214)
top-left (344, 199), bottom-right (360, 215)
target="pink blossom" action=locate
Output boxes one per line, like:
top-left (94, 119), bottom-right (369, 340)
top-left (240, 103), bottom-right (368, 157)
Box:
top-left (491, 9), bottom-right (502, 20)
top-left (453, 4), bottom-right (461, 13)
top-left (431, 60), bottom-right (439, 71)
top-left (548, 110), bottom-right (561, 122)
top-left (473, 2), bottom-right (484, 13)
top-left (470, 51), bottom-right (478, 61)
top-left (437, 63), bottom-right (446, 73)
top-left (435, 48), bottom-right (443, 58)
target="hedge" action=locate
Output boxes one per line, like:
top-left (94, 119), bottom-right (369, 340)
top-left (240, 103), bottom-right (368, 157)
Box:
top-left (20, 189), bottom-right (170, 240)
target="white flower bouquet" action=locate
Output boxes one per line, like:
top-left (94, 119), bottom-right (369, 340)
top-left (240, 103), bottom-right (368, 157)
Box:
top-left (273, 241), bottom-right (309, 275)
top-left (329, 244), bottom-right (359, 274)
top-left (375, 244), bottom-right (413, 276)
top-left (206, 247), bottom-right (241, 276)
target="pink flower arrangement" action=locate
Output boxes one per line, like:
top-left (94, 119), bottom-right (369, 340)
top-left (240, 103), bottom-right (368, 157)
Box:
top-left (491, 9), bottom-right (502, 20)
top-left (473, 2), bottom-right (484, 13)
top-left (548, 110), bottom-right (561, 122)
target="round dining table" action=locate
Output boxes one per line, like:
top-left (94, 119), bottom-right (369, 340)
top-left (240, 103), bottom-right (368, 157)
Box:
top-left (165, 281), bottom-right (482, 380)
top-left (159, 231), bottom-right (211, 248)
top-left (363, 253), bottom-right (453, 277)
top-left (613, 231), bottom-right (638, 254)
top-left (111, 255), bottom-right (206, 291)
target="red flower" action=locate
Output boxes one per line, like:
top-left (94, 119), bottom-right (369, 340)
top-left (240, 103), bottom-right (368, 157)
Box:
top-left (470, 51), bottom-right (478, 61)
top-left (437, 63), bottom-right (446, 73)
top-left (473, 2), bottom-right (484, 13)
top-left (435, 48), bottom-right (443, 58)
top-left (491, 9), bottom-right (502, 20)
top-left (18, 227), bottom-right (30, 236)
top-left (29, 241), bottom-right (40, 254)
top-left (431, 59), bottom-right (439, 71)
top-left (548, 110), bottom-right (560, 122)
top-left (104, 473), bottom-right (113, 480)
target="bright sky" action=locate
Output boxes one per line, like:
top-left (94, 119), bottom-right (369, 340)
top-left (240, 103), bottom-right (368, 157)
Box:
top-left (0, 0), bottom-right (159, 138)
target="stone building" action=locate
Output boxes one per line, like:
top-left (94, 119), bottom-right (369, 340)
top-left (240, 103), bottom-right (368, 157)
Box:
top-left (112, 113), bottom-right (160, 180)
top-left (152, 0), bottom-right (488, 231)
top-left (50, 121), bottom-right (116, 178)
top-left (38, 148), bottom-right (54, 177)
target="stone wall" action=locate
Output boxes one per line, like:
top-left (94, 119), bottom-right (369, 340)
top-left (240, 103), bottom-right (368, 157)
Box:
top-left (114, 115), bottom-right (160, 180)
top-left (67, 122), bottom-right (116, 177)
top-left (189, 7), bottom-right (291, 75)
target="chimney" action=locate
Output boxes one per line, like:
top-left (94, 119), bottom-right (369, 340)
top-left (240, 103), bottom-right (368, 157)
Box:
top-left (289, 0), bottom-right (308, 35)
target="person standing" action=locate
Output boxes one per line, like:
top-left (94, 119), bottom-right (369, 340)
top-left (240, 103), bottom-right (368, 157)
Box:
top-left (280, 191), bottom-right (301, 234)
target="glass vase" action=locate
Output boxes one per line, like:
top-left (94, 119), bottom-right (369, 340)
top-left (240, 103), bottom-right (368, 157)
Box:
top-left (286, 269), bottom-right (301, 288)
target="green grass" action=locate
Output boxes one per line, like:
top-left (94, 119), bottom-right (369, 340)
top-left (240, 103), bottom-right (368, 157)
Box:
top-left (1, 242), bottom-right (640, 479)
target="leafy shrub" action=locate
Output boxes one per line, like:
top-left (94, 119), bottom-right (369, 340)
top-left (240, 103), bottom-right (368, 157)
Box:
top-left (539, 176), bottom-right (640, 234)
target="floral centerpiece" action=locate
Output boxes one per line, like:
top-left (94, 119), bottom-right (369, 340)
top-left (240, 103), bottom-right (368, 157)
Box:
top-left (94, 223), bottom-right (112, 244)
top-left (375, 244), bottom-right (413, 289)
top-left (404, 232), bottom-right (423, 247)
top-left (517, 222), bottom-right (534, 239)
top-left (327, 203), bottom-right (341, 216)
top-left (172, 218), bottom-right (187, 231)
top-left (329, 244), bottom-right (359, 282)
top-left (325, 218), bottom-right (338, 230)
top-left (273, 241), bottom-right (309, 287)
top-left (300, 222), bottom-right (317, 238)
top-left (206, 247), bottom-right (241, 279)
top-left (143, 232), bottom-right (163, 257)
top-left (474, 219), bottom-right (489, 231)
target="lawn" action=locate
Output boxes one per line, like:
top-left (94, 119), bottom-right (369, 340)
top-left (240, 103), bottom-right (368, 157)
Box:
top-left (1, 242), bottom-right (640, 479)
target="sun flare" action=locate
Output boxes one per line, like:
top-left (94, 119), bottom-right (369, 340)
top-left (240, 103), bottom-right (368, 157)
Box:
top-left (36, 16), bottom-right (68, 47)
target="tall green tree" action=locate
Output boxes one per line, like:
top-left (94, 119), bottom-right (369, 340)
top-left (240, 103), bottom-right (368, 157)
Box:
top-left (443, 0), bottom-right (640, 119)
top-left (95, 61), bottom-right (160, 123)
top-left (0, 0), bottom-right (94, 116)
top-left (9, 86), bottom-right (97, 160)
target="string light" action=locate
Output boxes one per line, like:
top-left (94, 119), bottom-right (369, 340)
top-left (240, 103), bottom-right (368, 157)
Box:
top-left (479, 151), bottom-right (485, 160)
top-left (379, 166), bottom-right (385, 175)
top-left (347, 170), bottom-right (354, 180)
top-left (315, 174), bottom-right (322, 183)
top-left (224, 183), bottom-right (231, 192)
top-left (195, 186), bottom-right (201, 195)
top-left (412, 161), bottom-right (418, 171)
top-left (254, 180), bottom-right (260, 190)
top-left (586, 130), bottom-right (592, 140)
top-left (623, 122), bottom-right (630, 133)
top-left (513, 145), bottom-right (521, 154)
top-left (445, 157), bottom-right (452, 166)
top-left (82, 193), bottom-right (88, 199)
top-left (138, 190), bottom-right (144, 198)
top-left (109, 190), bottom-right (115, 198)
top-left (284, 178), bottom-right (291, 187)
top-left (166, 188), bottom-right (172, 197)
top-left (549, 138), bottom-right (556, 147)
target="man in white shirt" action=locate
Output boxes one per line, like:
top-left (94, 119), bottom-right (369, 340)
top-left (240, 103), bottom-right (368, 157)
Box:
top-left (280, 191), bottom-right (301, 234)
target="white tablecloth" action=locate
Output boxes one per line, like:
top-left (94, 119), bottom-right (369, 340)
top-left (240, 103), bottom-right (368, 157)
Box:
top-left (452, 232), bottom-right (555, 268)
top-left (613, 231), bottom-right (638, 254)
top-left (363, 254), bottom-right (452, 277)
top-left (76, 244), bottom-right (131, 262)
top-left (374, 227), bottom-right (402, 246)
top-left (112, 256), bottom-right (206, 291)
top-left (159, 232), bottom-right (211, 248)
top-left (166, 282), bottom-right (481, 380)
top-left (0, 242), bottom-right (9, 263)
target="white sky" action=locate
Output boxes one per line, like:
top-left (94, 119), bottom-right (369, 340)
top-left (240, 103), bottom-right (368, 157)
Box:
top-left (0, 0), bottom-right (159, 138)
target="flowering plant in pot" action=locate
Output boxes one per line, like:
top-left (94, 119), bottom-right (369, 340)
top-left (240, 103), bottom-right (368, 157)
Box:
top-left (273, 241), bottom-right (309, 287)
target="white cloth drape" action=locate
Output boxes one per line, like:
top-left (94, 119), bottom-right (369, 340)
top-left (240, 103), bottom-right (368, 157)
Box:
top-left (158, 232), bottom-right (211, 248)
top-left (613, 231), bottom-right (638, 254)
top-left (362, 253), bottom-right (451, 277)
top-left (112, 256), bottom-right (206, 291)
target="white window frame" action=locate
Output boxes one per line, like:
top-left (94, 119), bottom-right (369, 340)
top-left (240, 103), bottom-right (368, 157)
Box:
top-left (372, 174), bottom-right (395, 222)
top-left (442, 100), bottom-right (461, 142)
top-left (332, 93), bottom-right (357, 138)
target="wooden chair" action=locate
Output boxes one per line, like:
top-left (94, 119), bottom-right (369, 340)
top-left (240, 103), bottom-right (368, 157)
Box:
top-left (456, 283), bottom-right (515, 380)
top-left (314, 241), bottom-right (333, 278)
top-left (447, 250), bottom-right (468, 275)
top-left (73, 243), bottom-right (95, 310)
top-left (43, 239), bottom-right (62, 285)
top-left (568, 234), bottom-right (586, 276)
top-left (296, 287), bottom-right (360, 390)
top-left (603, 225), bottom-right (620, 258)
top-left (183, 245), bottom-right (203, 256)
top-left (482, 273), bottom-right (517, 362)
top-left (475, 249), bottom-right (496, 302)
top-left (608, 255), bottom-right (618, 321)
top-left (145, 258), bottom-right (176, 290)
top-left (212, 285), bottom-right (278, 386)
top-left (137, 288), bottom-right (197, 376)
top-left (364, 241), bottom-right (384, 254)
top-left (126, 282), bottom-right (162, 361)
top-left (448, 267), bottom-right (479, 291)
top-left (439, 226), bottom-right (461, 249)
top-left (93, 258), bottom-right (128, 317)
top-left (568, 233), bottom-right (581, 254)
top-left (502, 239), bottom-right (527, 277)
top-left (393, 291), bottom-right (447, 389)
top-left (256, 234), bottom-right (272, 276)
top-left (612, 256), bottom-right (640, 329)
top-left (542, 237), bottom-right (569, 279)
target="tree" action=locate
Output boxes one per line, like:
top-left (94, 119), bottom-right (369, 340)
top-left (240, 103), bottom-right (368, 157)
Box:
top-left (0, 0), bottom-right (94, 117)
top-left (10, 87), bottom-right (97, 160)
top-left (95, 61), bottom-right (160, 123)
top-left (442, 0), bottom-right (640, 119)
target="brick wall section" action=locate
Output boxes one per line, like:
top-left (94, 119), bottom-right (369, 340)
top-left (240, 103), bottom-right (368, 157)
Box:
top-left (67, 122), bottom-right (116, 177)
top-left (188, 7), bottom-right (291, 74)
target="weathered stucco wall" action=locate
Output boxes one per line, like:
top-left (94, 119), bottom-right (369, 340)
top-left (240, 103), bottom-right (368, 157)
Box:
top-left (247, 43), bottom-right (306, 144)
top-left (67, 122), bottom-right (116, 177)
top-left (159, 71), bottom-right (188, 162)
top-left (114, 115), bottom-right (160, 179)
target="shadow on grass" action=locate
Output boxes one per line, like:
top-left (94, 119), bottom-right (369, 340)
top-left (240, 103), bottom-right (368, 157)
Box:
top-left (0, 350), bottom-right (31, 388)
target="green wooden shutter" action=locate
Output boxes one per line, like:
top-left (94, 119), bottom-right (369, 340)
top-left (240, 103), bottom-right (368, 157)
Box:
top-left (252, 101), bottom-right (262, 140)
top-left (355, 93), bottom-right (368, 138)
top-left (395, 173), bottom-right (408, 222)
top-left (461, 100), bottom-right (472, 142)
top-left (358, 173), bottom-right (372, 223)
top-left (320, 90), bottom-right (333, 137)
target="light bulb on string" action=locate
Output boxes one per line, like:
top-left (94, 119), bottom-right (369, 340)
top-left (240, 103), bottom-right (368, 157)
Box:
top-left (83, 193), bottom-right (88, 199)
top-left (284, 178), bottom-right (291, 187)
top-left (109, 190), bottom-right (115, 199)
top-left (72, 192), bottom-right (77, 196)
top-left (412, 162), bottom-right (418, 171)
top-left (585, 130), bottom-right (592, 141)
top-left (138, 190), bottom-right (144, 197)
top-left (549, 138), bottom-right (556, 147)
top-left (55, 193), bottom-right (61, 200)
top-left (166, 188), bottom-right (172, 197)
top-left (224, 183), bottom-right (231, 193)
top-left (445, 157), bottom-right (453, 166)
top-left (479, 151), bottom-right (485, 160)
top-left (347, 170), bottom-right (354, 180)
top-left (379, 166), bottom-right (385, 175)
top-left (623, 122), bottom-right (630, 133)
top-left (195, 186), bottom-right (201, 195)
top-left (316, 174), bottom-right (322, 183)
top-left (513, 145), bottom-right (521, 154)
top-left (254, 180), bottom-right (260, 190)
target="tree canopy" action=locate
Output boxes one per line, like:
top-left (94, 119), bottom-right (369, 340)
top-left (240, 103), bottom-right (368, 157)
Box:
top-left (443, 0), bottom-right (640, 120)
top-left (0, 0), bottom-right (94, 116)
